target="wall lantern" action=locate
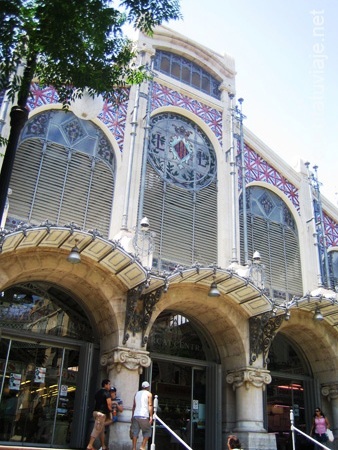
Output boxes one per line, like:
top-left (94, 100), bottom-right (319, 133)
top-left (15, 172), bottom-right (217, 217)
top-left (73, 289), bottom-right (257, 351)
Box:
top-left (208, 265), bottom-right (220, 297)
top-left (67, 239), bottom-right (81, 264)
top-left (208, 281), bottom-right (220, 297)
top-left (313, 306), bottom-right (324, 321)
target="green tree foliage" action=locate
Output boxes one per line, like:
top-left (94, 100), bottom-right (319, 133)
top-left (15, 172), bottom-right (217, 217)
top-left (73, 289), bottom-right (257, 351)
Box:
top-left (0, 0), bottom-right (182, 106)
top-left (0, 0), bottom-right (181, 225)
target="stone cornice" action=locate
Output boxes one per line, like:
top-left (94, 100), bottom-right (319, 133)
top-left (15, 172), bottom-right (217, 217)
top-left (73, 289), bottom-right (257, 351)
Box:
top-left (226, 367), bottom-right (272, 391)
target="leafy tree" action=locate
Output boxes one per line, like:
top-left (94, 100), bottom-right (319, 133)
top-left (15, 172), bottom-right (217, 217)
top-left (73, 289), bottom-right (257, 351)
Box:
top-left (0, 0), bottom-right (182, 224)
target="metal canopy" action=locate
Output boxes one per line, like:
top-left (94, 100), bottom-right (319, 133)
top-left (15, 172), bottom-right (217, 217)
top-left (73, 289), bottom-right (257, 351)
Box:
top-left (0, 225), bottom-right (147, 290)
top-left (1, 225), bottom-right (337, 327)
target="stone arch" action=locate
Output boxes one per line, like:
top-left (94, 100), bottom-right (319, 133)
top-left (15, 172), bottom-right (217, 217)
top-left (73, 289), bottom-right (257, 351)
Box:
top-left (146, 283), bottom-right (249, 369)
top-left (0, 249), bottom-right (120, 344)
top-left (0, 227), bottom-right (148, 346)
top-left (278, 309), bottom-right (338, 382)
top-left (151, 26), bottom-right (235, 85)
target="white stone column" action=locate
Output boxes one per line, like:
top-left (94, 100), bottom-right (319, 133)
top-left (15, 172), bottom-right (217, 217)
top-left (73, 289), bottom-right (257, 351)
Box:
top-left (226, 367), bottom-right (271, 432)
top-left (321, 383), bottom-right (338, 439)
top-left (100, 347), bottom-right (151, 449)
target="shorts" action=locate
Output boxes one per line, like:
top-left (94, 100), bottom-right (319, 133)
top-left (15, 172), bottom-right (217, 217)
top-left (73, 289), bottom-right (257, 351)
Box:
top-left (90, 411), bottom-right (109, 438)
top-left (131, 416), bottom-right (152, 438)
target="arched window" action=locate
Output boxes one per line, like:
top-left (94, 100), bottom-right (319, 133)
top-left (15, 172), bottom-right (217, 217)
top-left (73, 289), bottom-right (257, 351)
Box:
top-left (240, 186), bottom-right (303, 301)
top-left (143, 112), bottom-right (218, 271)
top-left (154, 50), bottom-right (221, 100)
top-left (0, 282), bottom-right (96, 446)
top-left (7, 110), bottom-right (115, 236)
top-left (0, 282), bottom-right (95, 342)
top-left (147, 311), bottom-right (208, 360)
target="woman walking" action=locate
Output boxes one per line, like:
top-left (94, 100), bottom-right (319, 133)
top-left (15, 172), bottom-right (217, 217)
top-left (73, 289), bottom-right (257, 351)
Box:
top-left (310, 407), bottom-right (330, 447)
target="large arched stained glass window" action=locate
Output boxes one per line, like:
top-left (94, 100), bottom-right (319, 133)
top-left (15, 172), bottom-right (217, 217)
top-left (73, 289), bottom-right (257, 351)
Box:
top-left (143, 112), bottom-right (218, 271)
top-left (7, 110), bottom-right (115, 236)
top-left (240, 186), bottom-right (303, 301)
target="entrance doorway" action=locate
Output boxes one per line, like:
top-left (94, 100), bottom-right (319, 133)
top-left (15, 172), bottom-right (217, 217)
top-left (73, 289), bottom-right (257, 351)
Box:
top-left (267, 334), bottom-right (314, 450)
top-left (146, 311), bottom-right (221, 450)
top-left (151, 360), bottom-right (206, 449)
top-left (0, 282), bottom-right (99, 448)
top-left (0, 338), bottom-right (78, 445)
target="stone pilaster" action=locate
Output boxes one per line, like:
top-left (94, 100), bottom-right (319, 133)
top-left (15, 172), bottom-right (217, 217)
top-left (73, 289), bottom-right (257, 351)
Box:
top-left (226, 367), bottom-right (271, 432)
top-left (322, 383), bottom-right (338, 439)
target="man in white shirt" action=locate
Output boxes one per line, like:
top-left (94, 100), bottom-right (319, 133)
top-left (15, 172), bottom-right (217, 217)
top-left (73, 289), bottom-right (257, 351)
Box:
top-left (131, 381), bottom-right (153, 450)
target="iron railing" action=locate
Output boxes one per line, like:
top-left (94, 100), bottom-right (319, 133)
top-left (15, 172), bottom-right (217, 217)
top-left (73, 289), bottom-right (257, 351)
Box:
top-left (290, 409), bottom-right (331, 450)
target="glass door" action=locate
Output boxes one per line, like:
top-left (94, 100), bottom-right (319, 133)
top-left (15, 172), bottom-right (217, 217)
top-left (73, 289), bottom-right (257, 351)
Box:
top-left (190, 367), bottom-right (206, 449)
top-left (0, 338), bottom-right (78, 446)
top-left (150, 360), bottom-right (206, 449)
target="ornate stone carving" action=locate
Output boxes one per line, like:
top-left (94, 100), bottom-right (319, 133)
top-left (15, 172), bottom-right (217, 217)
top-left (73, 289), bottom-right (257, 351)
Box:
top-left (226, 367), bottom-right (272, 391)
top-left (123, 284), bottom-right (164, 345)
top-left (249, 312), bottom-right (284, 366)
top-left (100, 347), bottom-right (151, 374)
top-left (322, 384), bottom-right (338, 401)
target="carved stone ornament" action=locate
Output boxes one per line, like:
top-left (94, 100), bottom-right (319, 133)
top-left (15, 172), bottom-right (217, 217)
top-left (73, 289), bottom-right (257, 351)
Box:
top-left (321, 384), bottom-right (338, 401)
top-left (249, 312), bottom-right (284, 366)
top-left (226, 367), bottom-right (272, 391)
top-left (100, 347), bottom-right (151, 374)
top-left (123, 284), bottom-right (163, 345)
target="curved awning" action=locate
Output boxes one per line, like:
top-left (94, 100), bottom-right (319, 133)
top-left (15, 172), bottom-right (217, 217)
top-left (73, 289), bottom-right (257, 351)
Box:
top-left (0, 224), bottom-right (148, 290)
top-left (1, 224), bottom-right (337, 326)
top-left (143, 265), bottom-right (273, 316)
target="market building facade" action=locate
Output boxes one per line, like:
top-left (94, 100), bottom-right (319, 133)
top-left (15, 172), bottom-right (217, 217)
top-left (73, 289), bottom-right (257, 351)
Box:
top-left (1, 26), bottom-right (338, 450)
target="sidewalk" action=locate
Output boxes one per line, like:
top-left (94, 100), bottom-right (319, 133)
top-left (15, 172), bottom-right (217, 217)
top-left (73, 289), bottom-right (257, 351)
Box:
top-left (0, 447), bottom-right (71, 450)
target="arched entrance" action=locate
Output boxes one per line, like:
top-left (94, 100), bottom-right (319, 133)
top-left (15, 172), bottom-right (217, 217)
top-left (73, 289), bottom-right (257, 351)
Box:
top-left (0, 282), bottom-right (99, 448)
top-left (0, 225), bottom-right (150, 449)
top-left (267, 333), bottom-right (316, 450)
top-left (145, 311), bottom-right (221, 450)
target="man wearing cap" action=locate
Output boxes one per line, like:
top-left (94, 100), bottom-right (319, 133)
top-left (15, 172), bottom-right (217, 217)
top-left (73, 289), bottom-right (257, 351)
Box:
top-left (131, 381), bottom-right (153, 450)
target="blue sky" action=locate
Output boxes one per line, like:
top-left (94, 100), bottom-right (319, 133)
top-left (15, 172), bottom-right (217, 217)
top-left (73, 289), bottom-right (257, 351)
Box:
top-left (165, 0), bottom-right (338, 206)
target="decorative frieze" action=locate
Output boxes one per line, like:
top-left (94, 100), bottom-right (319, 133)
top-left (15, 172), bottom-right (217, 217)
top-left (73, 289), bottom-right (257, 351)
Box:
top-left (100, 347), bottom-right (151, 374)
top-left (226, 367), bottom-right (272, 391)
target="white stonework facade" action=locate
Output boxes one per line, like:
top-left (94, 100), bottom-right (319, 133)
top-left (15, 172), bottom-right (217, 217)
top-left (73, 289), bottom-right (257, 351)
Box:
top-left (0, 26), bottom-right (338, 450)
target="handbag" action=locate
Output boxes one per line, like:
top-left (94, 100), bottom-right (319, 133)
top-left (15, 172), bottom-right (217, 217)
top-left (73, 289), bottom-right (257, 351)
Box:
top-left (327, 428), bottom-right (334, 442)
